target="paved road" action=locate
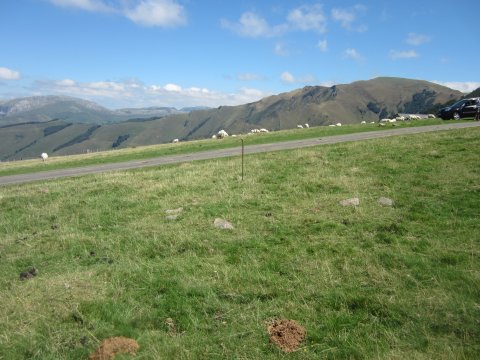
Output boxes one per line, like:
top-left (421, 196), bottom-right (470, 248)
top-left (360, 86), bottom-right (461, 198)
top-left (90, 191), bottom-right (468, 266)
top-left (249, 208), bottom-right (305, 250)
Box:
top-left (1, 122), bottom-right (479, 186)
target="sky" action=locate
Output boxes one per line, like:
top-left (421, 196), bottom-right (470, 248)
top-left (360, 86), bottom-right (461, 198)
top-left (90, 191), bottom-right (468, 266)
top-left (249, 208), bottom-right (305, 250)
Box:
top-left (1, 0), bottom-right (479, 109)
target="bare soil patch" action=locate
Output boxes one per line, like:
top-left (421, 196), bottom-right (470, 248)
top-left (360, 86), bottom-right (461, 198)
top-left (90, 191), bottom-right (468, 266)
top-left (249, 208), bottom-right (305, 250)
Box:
top-left (267, 319), bottom-right (306, 352)
top-left (89, 337), bottom-right (139, 360)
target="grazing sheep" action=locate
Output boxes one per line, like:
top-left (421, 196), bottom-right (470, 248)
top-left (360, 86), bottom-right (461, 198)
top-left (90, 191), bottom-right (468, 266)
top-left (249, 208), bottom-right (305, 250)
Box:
top-left (297, 125), bottom-right (303, 129)
top-left (388, 119), bottom-right (396, 123)
top-left (304, 123), bottom-right (310, 128)
top-left (250, 129), bottom-right (260, 134)
top-left (395, 116), bottom-right (405, 121)
top-left (41, 153), bottom-right (48, 162)
top-left (360, 121), bottom-right (366, 124)
top-left (370, 121), bottom-right (375, 124)
top-left (217, 129), bottom-right (229, 139)
top-left (380, 118), bottom-right (390, 123)
top-left (212, 135), bottom-right (217, 139)
top-left (260, 128), bottom-right (269, 133)
top-left (328, 124), bottom-right (336, 127)
top-left (172, 139), bottom-right (179, 143)
top-left (336, 123), bottom-right (342, 127)
top-left (427, 114), bottom-right (436, 119)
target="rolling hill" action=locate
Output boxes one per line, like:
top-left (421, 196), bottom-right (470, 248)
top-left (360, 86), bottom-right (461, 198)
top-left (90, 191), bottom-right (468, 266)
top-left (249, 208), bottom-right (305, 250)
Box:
top-left (0, 77), bottom-right (464, 160)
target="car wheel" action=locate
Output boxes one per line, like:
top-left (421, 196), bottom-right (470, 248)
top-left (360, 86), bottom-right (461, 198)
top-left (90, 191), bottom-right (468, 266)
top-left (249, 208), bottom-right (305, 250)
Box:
top-left (453, 112), bottom-right (460, 120)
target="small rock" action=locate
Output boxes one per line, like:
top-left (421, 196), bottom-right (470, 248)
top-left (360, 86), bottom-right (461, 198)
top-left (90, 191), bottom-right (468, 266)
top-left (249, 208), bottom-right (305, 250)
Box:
top-left (339, 197), bottom-right (360, 207)
top-left (214, 218), bottom-right (234, 230)
top-left (165, 208), bottom-right (183, 215)
top-left (378, 197), bottom-right (394, 207)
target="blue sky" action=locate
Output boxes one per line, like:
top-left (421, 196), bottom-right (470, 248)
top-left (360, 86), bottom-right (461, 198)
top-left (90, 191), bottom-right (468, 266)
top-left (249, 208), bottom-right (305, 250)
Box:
top-left (1, 0), bottom-right (478, 109)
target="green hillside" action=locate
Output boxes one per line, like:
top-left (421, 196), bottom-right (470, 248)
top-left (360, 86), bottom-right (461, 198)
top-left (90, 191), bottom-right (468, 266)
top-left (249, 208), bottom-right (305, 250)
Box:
top-left (1, 127), bottom-right (479, 359)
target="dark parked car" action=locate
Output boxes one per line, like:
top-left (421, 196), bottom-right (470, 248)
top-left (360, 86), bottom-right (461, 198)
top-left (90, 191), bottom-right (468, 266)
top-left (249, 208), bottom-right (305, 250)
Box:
top-left (438, 98), bottom-right (479, 120)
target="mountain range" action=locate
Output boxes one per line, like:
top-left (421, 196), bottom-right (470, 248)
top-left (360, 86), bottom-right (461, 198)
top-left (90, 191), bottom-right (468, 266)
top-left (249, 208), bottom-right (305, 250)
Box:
top-left (0, 95), bottom-right (209, 126)
top-left (0, 77), bottom-right (467, 160)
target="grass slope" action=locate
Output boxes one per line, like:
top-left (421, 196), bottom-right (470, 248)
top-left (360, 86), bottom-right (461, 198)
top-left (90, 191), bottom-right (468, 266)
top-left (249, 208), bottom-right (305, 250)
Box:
top-left (1, 127), bottom-right (479, 359)
top-left (0, 119), bottom-right (464, 177)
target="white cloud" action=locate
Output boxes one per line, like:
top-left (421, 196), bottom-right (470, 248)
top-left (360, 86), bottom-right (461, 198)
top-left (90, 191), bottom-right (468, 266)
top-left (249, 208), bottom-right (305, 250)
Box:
top-left (406, 32), bottom-right (430, 46)
top-left (331, 5), bottom-right (367, 32)
top-left (164, 83), bottom-right (182, 92)
top-left (280, 71), bottom-right (316, 84)
top-left (221, 12), bottom-right (286, 38)
top-left (56, 78), bottom-right (76, 86)
top-left (223, 4), bottom-right (327, 38)
top-left (32, 77), bottom-right (270, 108)
top-left (274, 42), bottom-right (289, 56)
top-left (432, 81), bottom-right (480, 93)
top-left (344, 48), bottom-right (363, 61)
top-left (317, 39), bottom-right (328, 52)
top-left (280, 71), bottom-right (295, 84)
top-left (287, 4), bottom-right (327, 33)
top-left (50, 0), bottom-right (187, 27)
top-left (0, 67), bottom-right (21, 80)
top-left (49, 0), bottom-right (110, 12)
top-left (389, 50), bottom-right (419, 60)
top-left (237, 73), bottom-right (265, 81)
top-left (125, 0), bottom-right (186, 27)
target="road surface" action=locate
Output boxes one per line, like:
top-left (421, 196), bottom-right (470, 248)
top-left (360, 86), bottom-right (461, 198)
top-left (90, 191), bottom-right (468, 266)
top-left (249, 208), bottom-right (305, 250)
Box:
top-left (1, 122), bottom-right (479, 186)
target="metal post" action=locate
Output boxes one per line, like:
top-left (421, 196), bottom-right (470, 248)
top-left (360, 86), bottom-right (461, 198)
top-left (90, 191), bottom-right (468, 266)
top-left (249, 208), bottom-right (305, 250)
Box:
top-left (241, 138), bottom-right (244, 180)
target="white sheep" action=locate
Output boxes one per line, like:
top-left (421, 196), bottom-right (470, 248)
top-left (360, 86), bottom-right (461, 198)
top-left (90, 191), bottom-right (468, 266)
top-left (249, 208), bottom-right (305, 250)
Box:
top-left (172, 139), bottom-right (179, 143)
top-left (395, 116), bottom-right (405, 121)
top-left (388, 119), bottom-right (396, 123)
top-left (336, 123), bottom-right (342, 127)
top-left (427, 114), bottom-right (436, 119)
top-left (304, 123), bottom-right (310, 128)
top-left (217, 129), bottom-right (229, 139)
top-left (212, 135), bottom-right (217, 139)
top-left (259, 128), bottom-right (269, 133)
top-left (360, 121), bottom-right (366, 124)
top-left (41, 153), bottom-right (48, 162)
top-left (380, 118), bottom-right (390, 123)
top-left (250, 129), bottom-right (260, 134)
top-left (328, 124), bottom-right (336, 127)
top-left (297, 125), bottom-right (303, 129)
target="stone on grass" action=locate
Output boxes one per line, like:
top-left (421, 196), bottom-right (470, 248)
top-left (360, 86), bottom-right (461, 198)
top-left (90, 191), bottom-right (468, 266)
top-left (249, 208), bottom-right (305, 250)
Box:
top-left (378, 197), bottom-right (394, 206)
top-left (165, 208), bottom-right (183, 215)
top-left (214, 218), bottom-right (234, 230)
top-left (165, 208), bottom-right (183, 220)
top-left (339, 197), bottom-right (360, 207)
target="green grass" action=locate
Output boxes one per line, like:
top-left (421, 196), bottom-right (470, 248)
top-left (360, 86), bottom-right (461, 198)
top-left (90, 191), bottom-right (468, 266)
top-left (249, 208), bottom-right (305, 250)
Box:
top-left (0, 118), bottom-right (462, 178)
top-left (1, 127), bottom-right (479, 359)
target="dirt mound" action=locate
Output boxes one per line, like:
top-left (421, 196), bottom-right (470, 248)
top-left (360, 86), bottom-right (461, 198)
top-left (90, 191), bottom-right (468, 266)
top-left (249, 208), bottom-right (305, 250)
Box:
top-left (89, 337), bottom-right (139, 360)
top-left (267, 319), bottom-right (306, 353)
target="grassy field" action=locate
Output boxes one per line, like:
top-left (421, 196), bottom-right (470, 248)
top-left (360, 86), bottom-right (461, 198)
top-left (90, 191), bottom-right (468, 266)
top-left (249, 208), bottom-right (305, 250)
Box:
top-left (0, 126), bottom-right (479, 359)
top-left (0, 119), bottom-right (462, 178)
